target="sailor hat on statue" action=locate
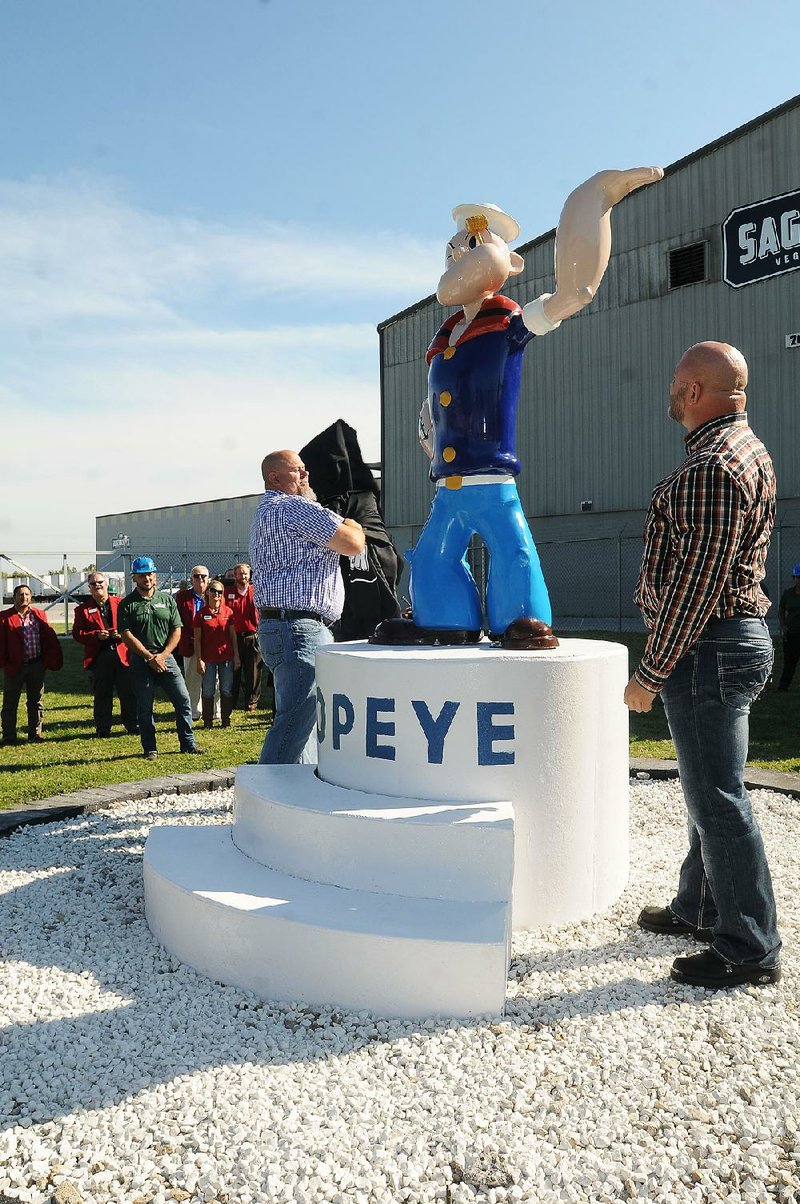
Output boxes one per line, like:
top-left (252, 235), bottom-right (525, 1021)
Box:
top-left (451, 203), bottom-right (520, 244)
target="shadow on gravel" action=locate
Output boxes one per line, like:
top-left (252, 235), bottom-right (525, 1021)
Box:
top-left (0, 801), bottom-right (725, 1129)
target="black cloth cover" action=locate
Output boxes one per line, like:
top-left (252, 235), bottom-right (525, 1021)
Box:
top-left (300, 420), bottom-right (403, 640)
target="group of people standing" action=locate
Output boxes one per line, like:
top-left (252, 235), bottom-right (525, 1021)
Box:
top-left (73, 560), bottom-right (265, 761)
top-left (173, 562), bottom-right (263, 728)
top-left (0, 561), bottom-right (266, 758)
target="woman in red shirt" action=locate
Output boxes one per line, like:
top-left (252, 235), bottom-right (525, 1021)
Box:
top-left (194, 580), bottom-right (240, 728)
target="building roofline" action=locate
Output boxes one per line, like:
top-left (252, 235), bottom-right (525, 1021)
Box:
top-left (96, 464), bottom-right (382, 522)
top-left (376, 92), bottom-right (800, 334)
top-left (96, 492), bottom-right (263, 520)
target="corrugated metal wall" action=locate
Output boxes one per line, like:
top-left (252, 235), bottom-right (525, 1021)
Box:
top-left (381, 100), bottom-right (800, 545)
top-left (96, 494), bottom-right (261, 578)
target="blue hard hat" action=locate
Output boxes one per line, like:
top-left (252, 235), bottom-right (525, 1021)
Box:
top-left (793, 563), bottom-right (800, 577)
top-left (131, 555), bottom-right (157, 574)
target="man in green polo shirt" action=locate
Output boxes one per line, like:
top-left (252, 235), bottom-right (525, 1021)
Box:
top-left (118, 556), bottom-right (202, 761)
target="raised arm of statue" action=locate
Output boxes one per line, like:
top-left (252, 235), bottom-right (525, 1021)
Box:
top-left (524, 167), bottom-right (664, 334)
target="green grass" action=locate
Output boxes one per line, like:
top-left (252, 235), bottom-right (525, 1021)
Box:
top-left (2, 632), bottom-right (797, 809)
top-left (1, 638), bottom-right (269, 809)
top-left (581, 631), bottom-right (800, 775)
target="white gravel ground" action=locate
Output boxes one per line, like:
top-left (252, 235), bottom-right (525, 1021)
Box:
top-left (0, 779), bottom-right (797, 1204)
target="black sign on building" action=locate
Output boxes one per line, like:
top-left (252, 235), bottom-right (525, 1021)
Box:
top-left (723, 187), bottom-right (800, 288)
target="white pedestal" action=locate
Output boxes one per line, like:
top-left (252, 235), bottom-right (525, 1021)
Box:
top-left (143, 637), bottom-right (629, 1017)
top-left (316, 639), bottom-right (629, 928)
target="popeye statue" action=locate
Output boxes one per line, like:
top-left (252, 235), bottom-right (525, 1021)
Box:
top-left (372, 167), bottom-right (663, 650)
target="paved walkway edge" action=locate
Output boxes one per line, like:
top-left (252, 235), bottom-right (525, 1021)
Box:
top-left (0, 768), bottom-right (236, 836)
top-left (1, 760), bottom-right (798, 837)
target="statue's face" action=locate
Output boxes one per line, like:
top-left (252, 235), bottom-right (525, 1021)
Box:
top-left (436, 227), bottom-right (514, 307)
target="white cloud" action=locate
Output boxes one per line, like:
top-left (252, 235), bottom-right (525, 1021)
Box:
top-left (0, 174), bottom-right (440, 329)
top-left (0, 173), bottom-right (439, 564)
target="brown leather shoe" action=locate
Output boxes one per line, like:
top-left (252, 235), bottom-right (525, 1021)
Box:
top-left (497, 618), bottom-right (559, 650)
top-left (369, 618), bottom-right (481, 647)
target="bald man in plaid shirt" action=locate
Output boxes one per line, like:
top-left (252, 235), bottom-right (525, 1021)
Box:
top-left (625, 341), bottom-right (781, 990)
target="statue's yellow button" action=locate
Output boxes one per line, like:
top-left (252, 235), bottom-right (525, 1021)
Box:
top-left (444, 475), bottom-right (462, 490)
top-left (443, 447), bottom-right (456, 463)
top-left (443, 346), bottom-right (456, 360)
top-left (439, 390), bottom-right (452, 408)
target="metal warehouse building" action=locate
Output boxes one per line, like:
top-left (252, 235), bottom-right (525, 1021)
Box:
top-left (98, 97), bottom-right (799, 626)
top-left (379, 95), bottom-right (800, 627)
top-left (96, 493), bottom-right (262, 586)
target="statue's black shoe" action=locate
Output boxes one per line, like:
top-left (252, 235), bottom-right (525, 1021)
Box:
top-left (369, 618), bottom-right (481, 646)
top-left (495, 618), bottom-right (559, 650)
top-left (670, 948), bottom-right (781, 988)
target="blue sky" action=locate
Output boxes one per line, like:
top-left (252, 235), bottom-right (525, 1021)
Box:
top-left (2, 0), bottom-right (799, 569)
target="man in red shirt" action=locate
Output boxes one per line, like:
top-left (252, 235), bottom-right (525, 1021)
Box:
top-left (224, 562), bottom-right (265, 712)
top-left (174, 565), bottom-right (218, 720)
top-left (1, 585), bottom-right (63, 744)
top-left (72, 573), bottom-right (138, 737)
top-left (194, 580), bottom-right (239, 727)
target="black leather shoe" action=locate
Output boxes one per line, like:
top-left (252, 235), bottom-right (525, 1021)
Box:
top-left (637, 905), bottom-right (714, 942)
top-left (181, 746), bottom-right (204, 755)
top-left (671, 948), bottom-right (781, 988)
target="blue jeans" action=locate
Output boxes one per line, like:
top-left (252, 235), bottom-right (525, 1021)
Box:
top-left (130, 654), bottom-right (196, 754)
top-left (257, 617), bottom-right (333, 764)
top-left (201, 659), bottom-right (234, 699)
top-left (409, 481), bottom-right (552, 633)
top-left (661, 618), bottom-right (780, 968)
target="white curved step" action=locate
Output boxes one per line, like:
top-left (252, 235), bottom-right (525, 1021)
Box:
top-left (232, 763), bottom-right (514, 903)
top-left (144, 824), bottom-right (511, 1019)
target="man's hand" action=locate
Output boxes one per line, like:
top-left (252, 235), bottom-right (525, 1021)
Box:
top-left (328, 519), bottom-right (366, 556)
top-left (197, 659), bottom-right (206, 676)
top-left (96, 629), bottom-right (110, 641)
top-left (418, 398), bottom-right (434, 461)
top-left (150, 651), bottom-right (169, 673)
top-left (624, 675), bottom-right (657, 713)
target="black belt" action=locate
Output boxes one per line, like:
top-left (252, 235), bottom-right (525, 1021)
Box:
top-left (259, 607), bottom-right (333, 627)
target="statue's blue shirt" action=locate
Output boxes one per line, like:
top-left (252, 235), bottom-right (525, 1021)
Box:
top-left (427, 301), bottom-right (534, 481)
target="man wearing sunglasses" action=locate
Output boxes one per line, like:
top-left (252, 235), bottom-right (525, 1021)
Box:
top-left (175, 565), bottom-right (220, 722)
top-left (73, 573), bottom-right (138, 737)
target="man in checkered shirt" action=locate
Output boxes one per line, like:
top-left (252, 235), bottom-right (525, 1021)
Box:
top-left (625, 341), bottom-right (781, 990)
top-left (250, 449), bottom-right (365, 764)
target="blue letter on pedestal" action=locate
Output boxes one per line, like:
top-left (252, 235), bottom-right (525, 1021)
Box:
top-left (332, 693), bottom-right (355, 750)
top-left (477, 702), bottom-right (515, 765)
top-left (366, 697), bottom-right (396, 761)
top-left (411, 700), bottom-right (460, 764)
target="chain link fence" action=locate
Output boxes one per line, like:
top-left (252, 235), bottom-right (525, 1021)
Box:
top-left (10, 522), bottom-right (800, 634)
top-left (390, 521), bottom-right (800, 635)
top-left (92, 539), bottom-right (250, 592)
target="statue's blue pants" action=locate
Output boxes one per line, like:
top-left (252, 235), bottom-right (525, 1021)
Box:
top-left (409, 481), bottom-right (552, 633)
